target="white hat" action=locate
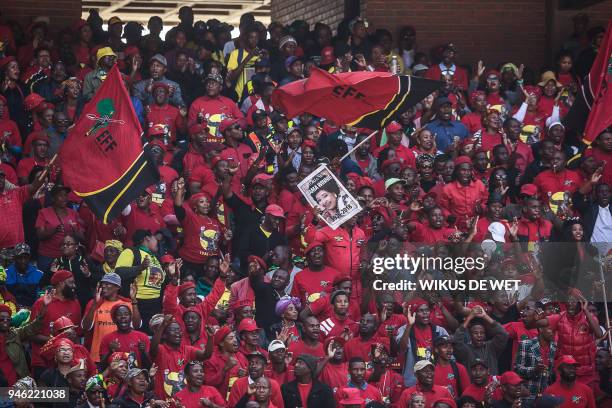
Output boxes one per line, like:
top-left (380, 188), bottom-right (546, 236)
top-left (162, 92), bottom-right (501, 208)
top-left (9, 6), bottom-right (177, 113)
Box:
top-left (268, 339), bottom-right (286, 353)
top-left (414, 359), bottom-right (434, 372)
top-left (488, 222), bottom-right (506, 243)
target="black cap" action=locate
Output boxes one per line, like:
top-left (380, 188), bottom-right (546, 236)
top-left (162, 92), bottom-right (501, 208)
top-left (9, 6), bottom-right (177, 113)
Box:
top-left (246, 351), bottom-right (267, 362)
top-left (433, 335), bottom-right (453, 347)
top-left (470, 358), bottom-right (488, 369)
top-left (132, 229), bottom-right (153, 246)
top-left (434, 96), bottom-right (452, 109)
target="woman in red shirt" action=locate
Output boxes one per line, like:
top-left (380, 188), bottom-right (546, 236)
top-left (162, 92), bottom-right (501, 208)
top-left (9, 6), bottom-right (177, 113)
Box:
top-left (174, 361), bottom-right (227, 408)
top-left (174, 177), bottom-right (227, 277)
top-left (36, 185), bottom-right (83, 272)
top-left (72, 20), bottom-right (92, 67)
top-left (461, 91), bottom-right (487, 135)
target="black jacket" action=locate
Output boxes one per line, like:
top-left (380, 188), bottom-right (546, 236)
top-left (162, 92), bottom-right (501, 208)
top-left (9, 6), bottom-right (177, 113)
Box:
top-left (572, 190), bottom-right (612, 241)
top-left (281, 380), bottom-right (336, 408)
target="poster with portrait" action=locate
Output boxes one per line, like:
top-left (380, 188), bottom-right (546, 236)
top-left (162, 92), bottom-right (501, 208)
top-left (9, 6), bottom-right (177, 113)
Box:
top-left (298, 165), bottom-right (362, 230)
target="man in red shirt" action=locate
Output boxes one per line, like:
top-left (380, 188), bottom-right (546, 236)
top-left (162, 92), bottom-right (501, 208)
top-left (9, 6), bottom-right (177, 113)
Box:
top-left (317, 290), bottom-right (358, 341)
top-left (174, 360), bottom-right (228, 408)
top-left (439, 156), bottom-right (488, 231)
top-left (188, 73), bottom-right (244, 134)
top-left (424, 43), bottom-right (468, 90)
top-left (0, 162), bottom-right (46, 249)
top-left (408, 206), bottom-right (456, 243)
top-left (291, 241), bottom-right (340, 305)
top-left (219, 117), bottom-right (254, 185)
top-left (368, 341), bottom-right (404, 405)
top-left (398, 360), bottom-right (453, 408)
top-left (534, 150), bottom-right (583, 206)
top-left (319, 336), bottom-right (349, 395)
top-left (265, 339), bottom-right (295, 386)
top-left (491, 371), bottom-right (524, 407)
top-left (183, 122), bottom-right (219, 175)
top-left (544, 356), bottom-right (595, 408)
top-left (237, 318), bottom-right (270, 360)
top-left (99, 303), bottom-right (150, 367)
top-left (433, 335), bottom-right (470, 398)
top-left (287, 315), bottom-right (325, 361)
top-left (150, 314), bottom-right (209, 399)
top-left (460, 358), bottom-right (491, 402)
top-left (338, 357), bottom-right (383, 405)
top-left (30, 269), bottom-right (81, 378)
top-left (502, 118), bottom-right (534, 173)
top-left (146, 82), bottom-right (187, 146)
top-left (512, 197), bottom-right (553, 248)
top-left (204, 327), bottom-right (249, 399)
top-left (228, 351), bottom-right (284, 408)
top-left (344, 313), bottom-right (385, 367)
top-left (16, 132), bottom-right (49, 185)
top-left (378, 121), bottom-right (416, 169)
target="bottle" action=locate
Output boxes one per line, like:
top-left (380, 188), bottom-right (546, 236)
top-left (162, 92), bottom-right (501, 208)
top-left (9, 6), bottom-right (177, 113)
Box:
top-left (390, 55), bottom-right (399, 74)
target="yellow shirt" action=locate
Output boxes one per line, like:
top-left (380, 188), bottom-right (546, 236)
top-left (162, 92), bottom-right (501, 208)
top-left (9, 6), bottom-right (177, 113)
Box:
top-left (115, 248), bottom-right (164, 300)
top-left (227, 48), bottom-right (259, 100)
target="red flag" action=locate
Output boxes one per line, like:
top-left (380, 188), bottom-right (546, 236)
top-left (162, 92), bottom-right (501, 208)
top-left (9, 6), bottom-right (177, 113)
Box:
top-left (583, 19), bottom-right (612, 143)
top-left (271, 68), bottom-right (441, 128)
top-left (59, 65), bottom-right (159, 223)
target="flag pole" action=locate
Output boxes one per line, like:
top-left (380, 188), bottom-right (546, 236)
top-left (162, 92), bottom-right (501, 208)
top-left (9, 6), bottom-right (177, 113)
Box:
top-left (598, 254), bottom-right (612, 353)
top-left (339, 130), bottom-right (379, 162)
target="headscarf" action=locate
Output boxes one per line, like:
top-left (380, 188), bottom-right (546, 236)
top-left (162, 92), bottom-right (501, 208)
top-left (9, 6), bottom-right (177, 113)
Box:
top-left (104, 240), bottom-right (123, 251)
top-left (85, 374), bottom-right (107, 391)
top-left (275, 296), bottom-right (301, 316)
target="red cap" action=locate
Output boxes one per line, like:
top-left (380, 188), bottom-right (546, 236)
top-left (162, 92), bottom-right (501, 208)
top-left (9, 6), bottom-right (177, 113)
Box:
top-left (148, 139), bottom-right (167, 152)
top-left (454, 155), bottom-right (472, 166)
top-left (124, 45), bottom-right (140, 58)
top-left (189, 123), bottom-right (208, 137)
top-left (486, 69), bottom-right (501, 78)
top-left (500, 371), bottom-right (523, 385)
top-left (237, 318), bottom-right (259, 332)
top-left (265, 204), bottom-right (285, 218)
top-left (151, 82), bottom-right (170, 93)
top-left (520, 184), bottom-right (538, 196)
top-left (381, 158), bottom-right (401, 171)
top-left (159, 254), bottom-right (175, 263)
top-left (53, 316), bottom-right (77, 333)
top-left (50, 269), bottom-right (73, 286)
top-left (148, 124), bottom-right (166, 138)
top-left (302, 139), bottom-right (317, 150)
top-left (213, 326), bottom-right (232, 346)
top-left (320, 46), bottom-right (335, 65)
top-left (178, 282), bottom-right (196, 296)
top-left (555, 355), bottom-right (578, 371)
top-left (247, 255), bottom-right (267, 271)
top-left (385, 121), bottom-right (402, 134)
top-left (0, 304), bottom-right (11, 315)
top-left (189, 192), bottom-right (212, 210)
top-left (220, 117), bottom-right (244, 133)
top-left (339, 388), bottom-right (365, 405)
top-left (252, 173), bottom-right (274, 187)
top-left (305, 240), bottom-right (323, 255)
top-left (31, 132), bottom-right (50, 145)
top-left (324, 336), bottom-right (346, 350)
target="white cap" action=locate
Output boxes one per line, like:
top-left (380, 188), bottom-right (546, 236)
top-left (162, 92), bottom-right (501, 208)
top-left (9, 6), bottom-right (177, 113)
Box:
top-left (488, 222), bottom-right (506, 242)
top-left (268, 339), bottom-right (286, 353)
top-left (414, 359), bottom-right (434, 372)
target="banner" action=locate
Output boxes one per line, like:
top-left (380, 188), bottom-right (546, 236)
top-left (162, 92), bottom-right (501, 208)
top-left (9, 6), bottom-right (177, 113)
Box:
top-left (59, 65), bottom-right (159, 223)
top-left (298, 165), bottom-right (362, 229)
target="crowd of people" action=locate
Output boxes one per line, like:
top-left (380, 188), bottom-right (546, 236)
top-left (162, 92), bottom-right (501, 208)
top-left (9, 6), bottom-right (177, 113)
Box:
top-left (0, 6), bottom-right (611, 408)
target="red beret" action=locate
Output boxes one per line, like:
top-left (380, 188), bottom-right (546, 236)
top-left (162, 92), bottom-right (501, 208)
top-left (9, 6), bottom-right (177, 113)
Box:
top-left (151, 82), bottom-right (170, 93)
top-left (469, 90), bottom-right (485, 105)
top-left (213, 326), bottom-right (232, 346)
top-left (189, 123), bottom-right (208, 137)
top-left (23, 93), bottom-right (46, 112)
top-left (50, 269), bottom-right (73, 286)
top-left (381, 158), bottom-right (401, 171)
top-left (454, 155), bottom-right (472, 166)
top-left (0, 304), bottom-right (11, 315)
top-left (0, 56), bottom-right (16, 70)
top-left (406, 298), bottom-right (429, 313)
top-left (189, 192), bottom-right (212, 210)
top-left (31, 132), bottom-right (50, 145)
top-left (302, 139), bottom-right (317, 150)
top-left (182, 306), bottom-right (202, 317)
top-left (159, 254), bottom-right (175, 263)
top-left (178, 282), bottom-right (196, 296)
top-left (232, 298), bottom-right (253, 311)
top-left (247, 255), bottom-right (267, 271)
top-left (385, 121), bottom-right (402, 134)
top-left (124, 45), bottom-right (140, 58)
top-left (304, 241), bottom-right (323, 255)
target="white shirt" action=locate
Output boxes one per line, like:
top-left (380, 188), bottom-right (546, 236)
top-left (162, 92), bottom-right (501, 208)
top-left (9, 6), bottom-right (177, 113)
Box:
top-left (591, 205), bottom-right (612, 244)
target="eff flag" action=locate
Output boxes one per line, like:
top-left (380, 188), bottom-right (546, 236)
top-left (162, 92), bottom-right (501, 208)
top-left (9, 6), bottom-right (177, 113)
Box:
top-left (59, 65), bottom-right (159, 223)
top-left (271, 67), bottom-right (441, 128)
top-left (563, 19), bottom-right (612, 144)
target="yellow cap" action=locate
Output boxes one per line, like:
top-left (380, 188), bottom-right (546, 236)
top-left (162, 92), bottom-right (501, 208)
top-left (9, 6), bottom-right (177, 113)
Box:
top-left (96, 47), bottom-right (117, 62)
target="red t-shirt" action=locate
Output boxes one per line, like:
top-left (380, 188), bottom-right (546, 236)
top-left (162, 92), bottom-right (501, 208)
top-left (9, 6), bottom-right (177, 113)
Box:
top-left (146, 104), bottom-right (186, 145)
top-left (319, 362), bottom-right (349, 394)
top-left (479, 131), bottom-right (503, 152)
top-left (178, 205), bottom-right (222, 264)
top-left (544, 381), bottom-right (596, 408)
top-left (413, 325), bottom-right (434, 360)
top-left (533, 169), bottom-right (582, 203)
top-left (291, 267), bottom-right (339, 305)
top-left (371, 369), bottom-right (404, 405)
top-left (16, 157), bottom-right (48, 182)
top-left (298, 382), bottom-right (312, 408)
top-left (410, 222), bottom-right (455, 244)
top-left (174, 385), bottom-right (227, 408)
top-left (344, 336), bottom-right (388, 368)
top-left (122, 205), bottom-right (166, 246)
top-left (35, 207), bottom-right (83, 258)
top-left (0, 335), bottom-right (17, 385)
top-left (265, 364), bottom-right (295, 386)
top-left (287, 340), bottom-right (325, 363)
top-left (503, 321), bottom-right (538, 364)
top-left (99, 330), bottom-right (150, 366)
top-left (398, 384), bottom-right (453, 408)
top-left (153, 343), bottom-right (199, 399)
top-left (30, 295), bottom-right (82, 368)
top-left (203, 351), bottom-right (248, 399)
top-left (0, 186), bottom-right (30, 248)
top-left (319, 315), bottom-right (359, 341)
top-left (434, 362), bottom-right (470, 398)
top-left (461, 113), bottom-right (483, 135)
